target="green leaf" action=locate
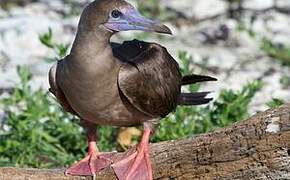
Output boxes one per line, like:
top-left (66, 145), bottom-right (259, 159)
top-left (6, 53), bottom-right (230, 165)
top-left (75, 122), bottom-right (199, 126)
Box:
top-left (39, 28), bottom-right (54, 49)
top-left (266, 98), bottom-right (285, 109)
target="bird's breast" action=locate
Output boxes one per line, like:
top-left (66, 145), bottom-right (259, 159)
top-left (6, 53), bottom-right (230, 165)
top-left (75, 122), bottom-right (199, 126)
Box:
top-left (58, 60), bottom-right (148, 126)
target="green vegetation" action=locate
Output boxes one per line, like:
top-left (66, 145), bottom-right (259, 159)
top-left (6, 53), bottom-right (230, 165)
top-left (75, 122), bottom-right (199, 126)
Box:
top-left (237, 22), bottom-right (290, 67)
top-left (135, 0), bottom-right (164, 20)
top-left (236, 20), bottom-right (290, 67)
top-left (280, 75), bottom-right (290, 89)
top-left (261, 38), bottom-right (290, 67)
top-left (0, 66), bottom-right (84, 168)
top-left (0, 0), bottom-right (30, 10)
top-left (267, 98), bottom-right (285, 109)
top-left (39, 28), bottom-right (69, 61)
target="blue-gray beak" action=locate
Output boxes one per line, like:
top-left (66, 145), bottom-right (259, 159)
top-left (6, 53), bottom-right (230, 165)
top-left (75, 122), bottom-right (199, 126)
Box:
top-left (104, 7), bottom-right (172, 35)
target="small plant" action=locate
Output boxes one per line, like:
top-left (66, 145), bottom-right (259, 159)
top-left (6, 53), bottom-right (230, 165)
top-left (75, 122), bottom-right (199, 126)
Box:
top-left (260, 38), bottom-right (290, 66)
top-left (39, 28), bottom-right (69, 61)
top-left (266, 98), bottom-right (285, 109)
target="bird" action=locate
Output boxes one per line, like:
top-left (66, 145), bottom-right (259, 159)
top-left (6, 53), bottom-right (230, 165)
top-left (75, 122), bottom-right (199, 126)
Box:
top-left (48, 0), bottom-right (217, 179)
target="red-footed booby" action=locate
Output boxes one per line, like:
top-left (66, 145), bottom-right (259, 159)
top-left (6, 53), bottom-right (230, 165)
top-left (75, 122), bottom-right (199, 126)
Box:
top-left (48, 0), bottom-right (217, 179)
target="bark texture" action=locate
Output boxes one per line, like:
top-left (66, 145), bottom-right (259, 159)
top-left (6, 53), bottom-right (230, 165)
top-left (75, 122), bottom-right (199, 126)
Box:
top-left (1, 104), bottom-right (290, 180)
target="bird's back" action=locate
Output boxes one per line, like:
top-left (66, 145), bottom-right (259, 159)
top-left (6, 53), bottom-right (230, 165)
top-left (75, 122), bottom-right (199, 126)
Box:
top-left (114, 40), bottom-right (182, 118)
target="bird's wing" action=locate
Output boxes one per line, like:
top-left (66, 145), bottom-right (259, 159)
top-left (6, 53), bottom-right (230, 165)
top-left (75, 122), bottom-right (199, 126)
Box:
top-left (114, 40), bottom-right (182, 118)
top-left (49, 61), bottom-right (77, 115)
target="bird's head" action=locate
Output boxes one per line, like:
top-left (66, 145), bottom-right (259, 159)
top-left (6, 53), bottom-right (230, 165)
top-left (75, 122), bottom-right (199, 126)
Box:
top-left (79, 0), bottom-right (172, 35)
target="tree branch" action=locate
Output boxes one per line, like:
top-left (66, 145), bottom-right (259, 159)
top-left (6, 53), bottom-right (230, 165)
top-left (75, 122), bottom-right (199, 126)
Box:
top-left (1, 104), bottom-right (290, 179)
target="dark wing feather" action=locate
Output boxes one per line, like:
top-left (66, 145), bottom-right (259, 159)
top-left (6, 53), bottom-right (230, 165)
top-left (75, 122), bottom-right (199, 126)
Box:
top-left (115, 40), bottom-right (182, 118)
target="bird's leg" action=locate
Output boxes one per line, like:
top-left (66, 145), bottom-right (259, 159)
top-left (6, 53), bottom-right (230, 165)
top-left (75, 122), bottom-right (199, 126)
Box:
top-left (65, 121), bottom-right (115, 177)
top-left (112, 123), bottom-right (153, 180)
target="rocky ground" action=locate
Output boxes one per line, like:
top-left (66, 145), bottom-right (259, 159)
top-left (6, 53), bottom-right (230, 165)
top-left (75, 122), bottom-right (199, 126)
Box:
top-left (0, 0), bottom-right (289, 114)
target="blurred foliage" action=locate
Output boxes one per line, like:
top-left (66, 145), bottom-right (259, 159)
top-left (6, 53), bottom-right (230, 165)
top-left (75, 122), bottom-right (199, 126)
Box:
top-left (237, 21), bottom-right (290, 67)
top-left (280, 75), bottom-right (290, 89)
top-left (134, 0), bottom-right (181, 23)
top-left (0, 0), bottom-right (84, 16)
top-left (266, 98), bottom-right (285, 109)
top-left (0, 66), bottom-right (86, 168)
top-left (0, 0), bottom-right (36, 9)
top-left (135, 0), bottom-right (165, 20)
top-left (261, 38), bottom-right (290, 67)
top-left (62, 0), bottom-right (82, 16)
top-left (39, 28), bottom-right (69, 61)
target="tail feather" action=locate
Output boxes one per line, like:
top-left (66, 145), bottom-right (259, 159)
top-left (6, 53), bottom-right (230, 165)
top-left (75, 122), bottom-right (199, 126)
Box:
top-left (182, 74), bottom-right (217, 86)
top-left (178, 92), bottom-right (213, 106)
top-left (179, 74), bottom-right (217, 106)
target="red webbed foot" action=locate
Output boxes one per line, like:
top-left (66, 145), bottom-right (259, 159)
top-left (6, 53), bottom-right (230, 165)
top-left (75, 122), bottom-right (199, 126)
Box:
top-left (112, 128), bottom-right (153, 180)
top-left (65, 151), bottom-right (115, 176)
top-left (65, 122), bottom-right (116, 177)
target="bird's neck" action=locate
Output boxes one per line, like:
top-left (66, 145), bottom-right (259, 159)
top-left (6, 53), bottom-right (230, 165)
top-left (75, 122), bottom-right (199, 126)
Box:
top-left (70, 28), bottom-right (112, 60)
top-left (68, 28), bottom-right (119, 75)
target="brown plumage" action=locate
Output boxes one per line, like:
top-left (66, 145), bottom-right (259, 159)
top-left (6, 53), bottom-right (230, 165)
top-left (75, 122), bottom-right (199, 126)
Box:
top-left (113, 40), bottom-right (216, 117)
top-left (115, 40), bottom-right (181, 118)
top-left (48, 0), bottom-right (216, 179)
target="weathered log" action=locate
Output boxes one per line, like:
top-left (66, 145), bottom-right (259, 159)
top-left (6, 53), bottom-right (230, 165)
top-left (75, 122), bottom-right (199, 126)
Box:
top-left (1, 104), bottom-right (290, 180)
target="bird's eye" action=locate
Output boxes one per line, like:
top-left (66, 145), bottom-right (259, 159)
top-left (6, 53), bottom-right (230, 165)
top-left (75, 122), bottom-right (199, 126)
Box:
top-left (111, 10), bottom-right (122, 19)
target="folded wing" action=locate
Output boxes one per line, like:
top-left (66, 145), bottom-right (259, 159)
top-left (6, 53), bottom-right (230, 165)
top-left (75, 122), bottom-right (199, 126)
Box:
top-left (114, 40), bottom-right (182, 118)
top-left (113, 40), bottom-right (217, 118)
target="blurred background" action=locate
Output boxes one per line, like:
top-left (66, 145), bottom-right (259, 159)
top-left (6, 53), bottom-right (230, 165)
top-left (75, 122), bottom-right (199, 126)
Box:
top-left (0, 0), bottom-right (289, 169)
